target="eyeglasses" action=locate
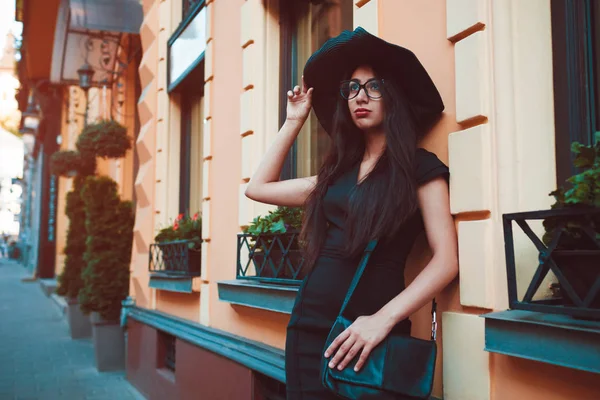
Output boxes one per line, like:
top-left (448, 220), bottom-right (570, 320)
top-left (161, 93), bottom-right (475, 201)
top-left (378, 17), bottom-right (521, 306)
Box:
top-left (340, 78), bottom-right (385, 100)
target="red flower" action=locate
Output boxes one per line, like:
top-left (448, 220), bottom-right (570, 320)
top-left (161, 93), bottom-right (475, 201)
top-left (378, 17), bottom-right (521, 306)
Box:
top-left (173, 222), bottom-right (179, 231)
top-left (176, 213), bottom-right (184, 222)
top-left (192, 212), bottom-right (199, 221)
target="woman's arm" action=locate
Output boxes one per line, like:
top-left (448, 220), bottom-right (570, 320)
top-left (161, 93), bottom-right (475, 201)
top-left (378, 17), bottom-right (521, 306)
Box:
top-left (325, 177), bottom-right (458, 371)
top-left (245, 78), bottom-right (317, 207)
top-left (244, 118), bottom-right (316, 207)
top-left (375, 177), bottom-right (458, 322)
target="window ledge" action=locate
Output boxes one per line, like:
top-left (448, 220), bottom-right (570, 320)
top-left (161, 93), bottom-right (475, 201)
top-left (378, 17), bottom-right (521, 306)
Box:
top-left (482, 310), bottom-right (600, 374)
top-left (149, 273), bottom-right (202, 293)
top-left (217, 279), bottom-right (299, 314)
top-left (156, 367), bottom-right (176, 383)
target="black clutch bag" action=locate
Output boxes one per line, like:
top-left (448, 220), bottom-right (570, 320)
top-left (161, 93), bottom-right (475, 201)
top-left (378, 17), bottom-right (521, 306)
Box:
top-left (321, 240), bottom-right (438, 399)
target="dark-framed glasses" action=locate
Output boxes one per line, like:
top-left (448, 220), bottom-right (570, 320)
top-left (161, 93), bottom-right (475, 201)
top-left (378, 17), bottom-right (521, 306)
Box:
top-left (340, 78), bottom-right (385, 100)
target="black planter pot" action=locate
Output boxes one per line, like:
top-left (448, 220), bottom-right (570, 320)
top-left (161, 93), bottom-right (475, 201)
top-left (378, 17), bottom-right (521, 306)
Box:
top-left (552, 250), bottom-right (600, 313)
top-left (156, 242), bottom-right (201, 275)
top-left (503, 207), bottom-right (600, 320)
top-left (251, 247), bottom-right (306, 281)
top-left (188, 249), bottom-right (201, 275)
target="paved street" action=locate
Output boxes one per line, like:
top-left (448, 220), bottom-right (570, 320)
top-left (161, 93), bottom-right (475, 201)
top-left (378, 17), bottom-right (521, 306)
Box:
top-left (0, 258), bottom-right (145, 400)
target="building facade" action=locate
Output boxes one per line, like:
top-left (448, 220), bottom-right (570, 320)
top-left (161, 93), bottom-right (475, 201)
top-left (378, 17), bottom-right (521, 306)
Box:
top-left (125, 0), bottom-right (600, 399)
top-left (16, 0), bottom-right (142, 281)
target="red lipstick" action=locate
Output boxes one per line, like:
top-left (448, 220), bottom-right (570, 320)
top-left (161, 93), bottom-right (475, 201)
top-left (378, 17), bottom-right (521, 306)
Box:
top-left (354, 108), bottom-right (370, 118)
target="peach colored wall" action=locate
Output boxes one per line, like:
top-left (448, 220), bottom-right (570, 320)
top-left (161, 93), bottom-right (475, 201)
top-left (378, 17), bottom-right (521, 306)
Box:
top-left (491, 354), bottom-right (600, 400)
top-left (156, 291), bottom-right (201, 322)
top-left (379, 1), bottom-right (462, 397)
top-left (130, 0), bottom-right (158, 310)
top-left (113, 35), bottom-right (139, 202)
top-left (54, 100), bottom-right (71, 277)
top-left (54, 39), bottom-right (138, 277)
top-left (203, 0), bottom-right (290, 349)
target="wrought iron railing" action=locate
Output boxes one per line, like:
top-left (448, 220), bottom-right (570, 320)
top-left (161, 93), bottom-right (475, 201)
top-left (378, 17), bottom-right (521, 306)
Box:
top-left (503, 208), bottom-right (600, 319)
top-left (237, 232), bottom-right (307, 285)
top-left (149, 240), bottom-right (201, 277)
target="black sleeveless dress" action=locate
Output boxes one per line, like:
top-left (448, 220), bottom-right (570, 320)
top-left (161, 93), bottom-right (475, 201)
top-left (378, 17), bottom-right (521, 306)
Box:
top-left (285, 148), bottom-right (449, 399)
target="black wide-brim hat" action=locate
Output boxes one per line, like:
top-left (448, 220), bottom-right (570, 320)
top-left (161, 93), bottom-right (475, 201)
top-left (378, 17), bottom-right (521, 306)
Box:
top-left (303, 26), bottom-right (444, 135)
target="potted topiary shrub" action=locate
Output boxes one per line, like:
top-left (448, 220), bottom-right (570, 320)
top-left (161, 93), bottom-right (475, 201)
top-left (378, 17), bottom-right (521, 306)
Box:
top-left (79, 176), bottom-right (134, 371)
top-left (241, 206), bottom-right (305, 282)
top-left (76, 119), bottom-right (131, 159)
top-left (541, 141), bottom-right (600, 313)
top-left (52, 144), bottom-right (96, 340)
top-left (153, 212), bottom-right (202, 275)
top-left (56, 177), bottom-right (91, 339)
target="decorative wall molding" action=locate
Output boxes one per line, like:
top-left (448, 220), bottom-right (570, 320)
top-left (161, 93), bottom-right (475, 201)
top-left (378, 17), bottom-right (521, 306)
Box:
top-left (127, 306), bottom-right (286, 383)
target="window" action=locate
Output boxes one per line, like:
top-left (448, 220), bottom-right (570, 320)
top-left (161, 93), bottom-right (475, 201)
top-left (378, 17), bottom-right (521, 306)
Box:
top-left (253, 372), bottom-right (286, 400)
top-left (158, 331), bottom-right (177, 372)
top-left (551, 0), bottom-right (600, 185)
top-left (178, 64), bottom-right (205, 215)
top-left (279, 0), bottom-right (354, 179)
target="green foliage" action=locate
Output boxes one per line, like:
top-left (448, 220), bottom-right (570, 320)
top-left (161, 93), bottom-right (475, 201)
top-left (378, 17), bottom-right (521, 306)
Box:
top-left (543, 141), bottom-right (600, 247)
top-left (78, 176), bottom-right (135, 321)
top-left (50, 150), bottom-right (96, 177)
top-left (154, 212), bottom-right (202, 250)
top-left (242, 206), bottom-right (304, 252)
top-left (76, 119), bottom-right (131, 159)
top-left (242, 206), bottom-right (303, 236)
top-left (56, 178), bottom-right (87, 299)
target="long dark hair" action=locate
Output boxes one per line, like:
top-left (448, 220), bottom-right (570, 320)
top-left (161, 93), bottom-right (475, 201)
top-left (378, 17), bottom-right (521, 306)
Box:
top-left (300, 67), bottom-right (420, 267)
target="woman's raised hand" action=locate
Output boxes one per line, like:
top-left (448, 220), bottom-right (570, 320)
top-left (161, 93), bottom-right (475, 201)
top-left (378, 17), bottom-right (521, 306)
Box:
top-left (286, 75), bottom-right (314, 123)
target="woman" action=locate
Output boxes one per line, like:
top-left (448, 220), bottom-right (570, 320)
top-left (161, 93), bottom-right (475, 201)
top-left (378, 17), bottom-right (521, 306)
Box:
top-left (245, 27), bottom-right (458, 399)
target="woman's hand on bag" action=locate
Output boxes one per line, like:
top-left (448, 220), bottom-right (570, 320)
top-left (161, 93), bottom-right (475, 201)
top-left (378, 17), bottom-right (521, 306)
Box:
top-left (324, 314), bottom-right (394, 372)
top-left (286, 75), bottom-right (314, 123)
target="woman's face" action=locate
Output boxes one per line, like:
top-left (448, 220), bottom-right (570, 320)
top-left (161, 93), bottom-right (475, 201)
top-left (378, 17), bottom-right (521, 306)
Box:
top-left (345, 65), bottom-right (385, 132)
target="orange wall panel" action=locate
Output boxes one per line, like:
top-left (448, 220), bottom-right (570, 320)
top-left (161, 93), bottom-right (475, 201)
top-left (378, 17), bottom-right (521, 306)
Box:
top-left (379, 1), bottom-right (462, 397)
top-left (156, 290), bottom-right (201, 322)
top-left (491, 354), bottom-right (600, 400)
top-left (205, 0), bottom-right (289, 349)
top-left (379, 0), bottom-right (458, 157)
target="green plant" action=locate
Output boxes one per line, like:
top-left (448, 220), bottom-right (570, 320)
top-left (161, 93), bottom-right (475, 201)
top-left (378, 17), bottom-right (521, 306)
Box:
top-left (76, 119), bottom-right (131, 159)
top-left (50, 150), bottom-right (97, 177)
top-left (78, 176), bottom-right (134, 321)
top-left (543, 141), bottom-right (600, 248)
top-left (154, 212), bottom-right (202, 250)
top-left (242, 206), bottom-right (303, 236)
top-left (56, 178), bottom-right (87, 299)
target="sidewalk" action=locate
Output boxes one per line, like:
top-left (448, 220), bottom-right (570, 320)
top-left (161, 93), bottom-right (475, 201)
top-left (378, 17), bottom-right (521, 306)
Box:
top-left (0, 258), bottom-right (145, 400)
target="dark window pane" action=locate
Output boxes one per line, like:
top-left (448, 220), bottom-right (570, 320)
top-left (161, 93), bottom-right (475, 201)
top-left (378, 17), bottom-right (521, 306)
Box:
top-left (591, 0), bottom-right (600, 142)
top-left (253, 372), bottom-right (286, 400)
top-left (280, 0), bottom-right (353, 179)
top-left (183, 0), bottom-right (203, 19)
top-left (180, 94), bottom-right (192, 215)
top-left (158, 331), bottom-right (176, 372)
top-left (551, 0), bottom-right (599, 184)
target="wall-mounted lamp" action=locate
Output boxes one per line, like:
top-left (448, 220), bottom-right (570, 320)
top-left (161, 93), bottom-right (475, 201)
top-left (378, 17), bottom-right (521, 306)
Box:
top-left (77, 63), bottom-right (95, 92)
top-left (77, 63), bottom-right (95, 127)
top-left (21, 95), bottom-right (41, 133)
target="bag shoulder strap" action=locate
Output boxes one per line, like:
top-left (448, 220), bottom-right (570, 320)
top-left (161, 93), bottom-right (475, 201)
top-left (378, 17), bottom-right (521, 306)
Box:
top-left (337, 239), bottom-right (438, 341)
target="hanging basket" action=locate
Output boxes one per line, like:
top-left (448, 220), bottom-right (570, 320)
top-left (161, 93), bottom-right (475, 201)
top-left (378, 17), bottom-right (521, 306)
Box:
top-left (76, 120), bottom-right (131, 159)
top-left (50, 150), bottom-right (96, 177)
